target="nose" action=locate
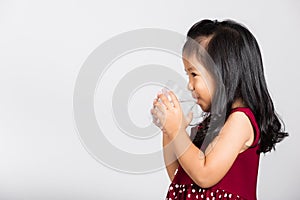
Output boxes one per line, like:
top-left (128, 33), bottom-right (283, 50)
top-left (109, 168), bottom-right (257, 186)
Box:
top-left (187, 81), bottom-right (194, 91)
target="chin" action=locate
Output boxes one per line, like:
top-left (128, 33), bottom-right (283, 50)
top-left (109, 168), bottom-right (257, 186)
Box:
top-left (198, 101), bottom-right (210, 112)
top-left (201, 106), bottom-right (209, 112)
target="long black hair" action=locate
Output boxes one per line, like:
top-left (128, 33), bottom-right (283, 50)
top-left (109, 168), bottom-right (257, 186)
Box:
top-left (183, 19), bottom-right (288, 153)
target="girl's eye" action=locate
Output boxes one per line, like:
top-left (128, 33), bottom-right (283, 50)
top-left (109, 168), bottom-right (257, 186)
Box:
top-left (186, 72), bottom-right (197, 77)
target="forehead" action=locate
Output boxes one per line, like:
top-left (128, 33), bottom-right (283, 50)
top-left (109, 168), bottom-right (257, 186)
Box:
top-left (182, 53), bottom-right (201, 71)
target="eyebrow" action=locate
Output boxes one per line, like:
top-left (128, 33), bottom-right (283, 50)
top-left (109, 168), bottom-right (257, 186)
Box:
top-left (185, 67), bottom-right (194, 72)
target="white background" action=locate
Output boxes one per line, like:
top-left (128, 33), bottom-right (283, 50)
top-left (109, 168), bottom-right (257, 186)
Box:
top-left (0, 0), bottom-right (299, 199)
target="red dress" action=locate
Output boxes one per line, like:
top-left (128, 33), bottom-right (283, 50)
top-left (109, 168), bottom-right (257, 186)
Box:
top-left (165, 107), bottom-right (260, 200)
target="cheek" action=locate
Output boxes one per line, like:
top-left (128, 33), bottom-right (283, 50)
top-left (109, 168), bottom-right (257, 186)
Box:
top-left (195, 78), bottom-right (213, 102)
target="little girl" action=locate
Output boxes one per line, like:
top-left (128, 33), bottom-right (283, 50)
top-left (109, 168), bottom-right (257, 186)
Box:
top-left (151, 19), bottom-right (288, 200)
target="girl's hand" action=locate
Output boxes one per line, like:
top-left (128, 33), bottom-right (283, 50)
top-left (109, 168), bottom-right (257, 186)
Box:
top-left (150, 90), bottom-right (193, 139)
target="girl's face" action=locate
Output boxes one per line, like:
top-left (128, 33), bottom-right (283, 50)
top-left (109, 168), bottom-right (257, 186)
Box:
top-left (182, 53), bottom-right (215, 112)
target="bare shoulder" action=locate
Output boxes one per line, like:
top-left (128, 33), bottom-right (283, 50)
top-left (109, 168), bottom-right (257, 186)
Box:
top-left (221, 110), bottom-right (254, 148)
top-left (205, 110), bottom-right (254, 156)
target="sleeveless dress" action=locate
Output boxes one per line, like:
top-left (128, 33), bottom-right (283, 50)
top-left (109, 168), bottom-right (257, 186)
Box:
top-left (165, 107), bottom-right (260, 200)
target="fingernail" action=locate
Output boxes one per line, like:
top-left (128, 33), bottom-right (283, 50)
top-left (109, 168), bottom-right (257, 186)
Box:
top-left (162, 87), bottom-right (169, 94)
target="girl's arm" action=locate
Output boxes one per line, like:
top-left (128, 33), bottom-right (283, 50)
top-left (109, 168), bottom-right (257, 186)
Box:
top-left (170, 111), bottom-right (254, 188)
top-left (163, 134), bottom-right (179, 182)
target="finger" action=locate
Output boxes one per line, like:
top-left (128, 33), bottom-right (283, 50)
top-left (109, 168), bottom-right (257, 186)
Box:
top-left (151, 109), bottom-right (165, 129)
top-left (153, 98), bottom-right (158, 106)
top-left (150, 108), bottom-right (156, 116)
top-left (151, 110), bottom-right (162, 128)
top-left (153, 98), bottom-right (160, 108)
top-left (152, 116), bottom-right (161, 127)
top-left (157, 93), bottom-right (173, 110)
top-left (151, 103), bottom-right (165, 119)
top-left (168, 91), bottom-right (180, 108)
top-left (154, 101), bottom-right (167, 113)
top-left (155, 109), bottom-right (166, 127)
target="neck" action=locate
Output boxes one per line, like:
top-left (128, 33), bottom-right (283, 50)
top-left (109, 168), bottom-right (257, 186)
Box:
top-left (231, 98), bottom-right (246, 109)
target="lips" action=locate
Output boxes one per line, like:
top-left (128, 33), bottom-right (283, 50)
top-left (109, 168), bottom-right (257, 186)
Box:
top-left (192, 92), bottom-right (199, 100)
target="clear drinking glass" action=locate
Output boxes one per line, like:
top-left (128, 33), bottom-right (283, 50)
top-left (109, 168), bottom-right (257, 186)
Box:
top-left (162, 80), bottom-right (203, 126)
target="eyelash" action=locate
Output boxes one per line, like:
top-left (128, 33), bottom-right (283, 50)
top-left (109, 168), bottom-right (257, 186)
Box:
top-left (186, 72), bottom-right (197, 77)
